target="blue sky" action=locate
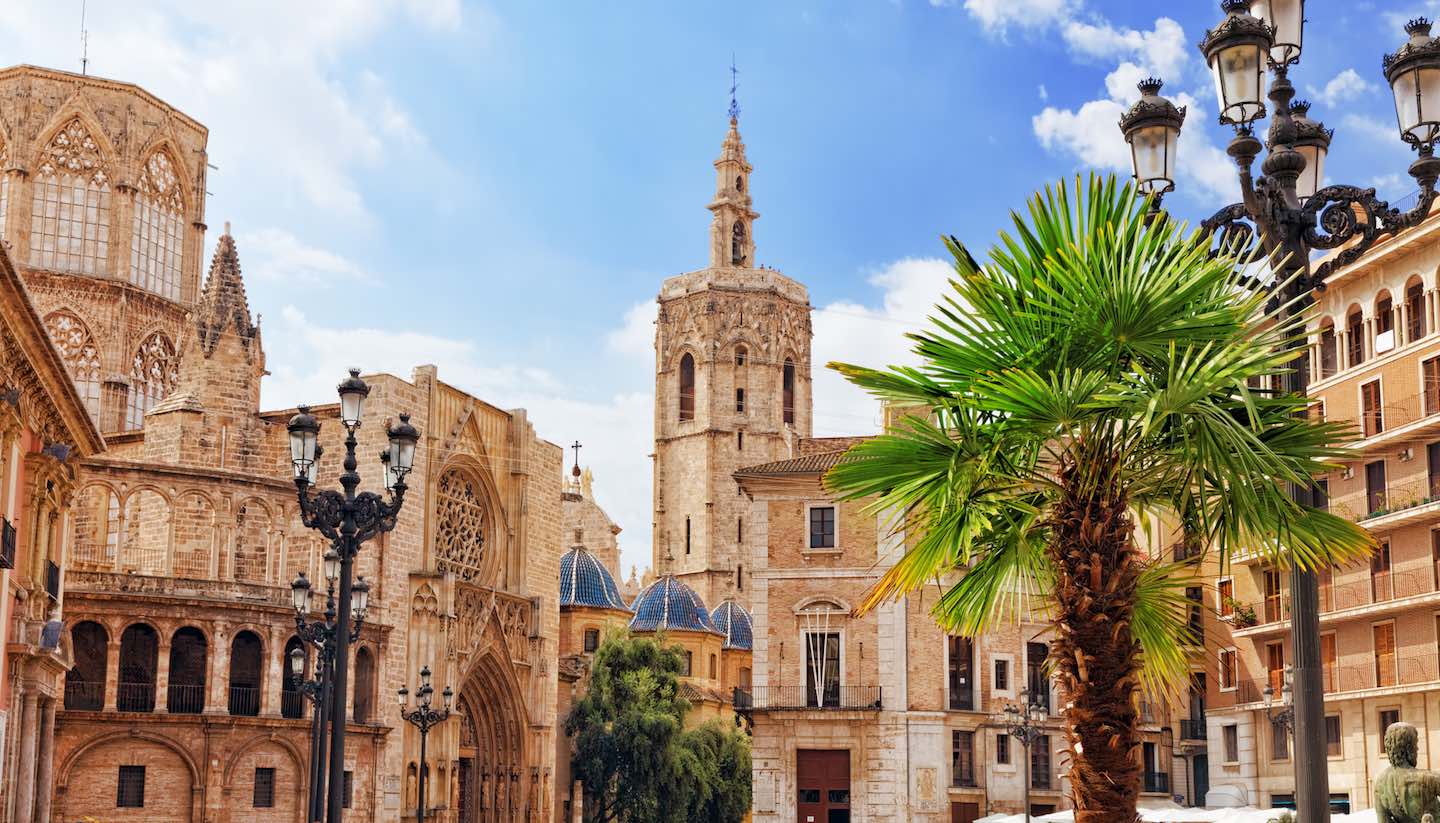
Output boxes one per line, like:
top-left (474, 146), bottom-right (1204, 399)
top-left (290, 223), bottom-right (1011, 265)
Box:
top-left (3, 0), bottom-right (1431, 576)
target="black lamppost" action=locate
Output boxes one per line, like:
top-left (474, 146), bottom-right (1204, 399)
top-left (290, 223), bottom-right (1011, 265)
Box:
top-left (1264, 665), bottom-right (1297, 743)
top-left (1117, 5), bottom-right (1440, 821)
top-left (288, 370), bottom-right (419, 823)
top-left (398, 666), bottom-right (454, 823)
top-left (997, 688), bottom-right (1049, 823)
top-left (290, 549), bottom-right (371, 823)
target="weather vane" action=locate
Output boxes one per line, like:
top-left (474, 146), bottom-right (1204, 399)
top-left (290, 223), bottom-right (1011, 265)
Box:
top-left (728, 55), bottom-right (740, 122)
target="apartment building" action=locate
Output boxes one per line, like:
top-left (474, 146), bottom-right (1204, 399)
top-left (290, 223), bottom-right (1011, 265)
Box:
top-left (736, 437), bottom-right (1191, 823)
top-left (1205, 213), bottom-right (1440, 812)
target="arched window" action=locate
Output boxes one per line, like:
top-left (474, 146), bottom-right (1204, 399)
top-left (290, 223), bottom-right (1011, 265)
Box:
top-left (126, 332), bottom-right (178, 430)
top-left (709, 653), bottom-right (718, 679)
top-left (118, 623), bottom-right (159, 713)
top-left (685, 516), bottom-right (692, 555)
top-left (783, 359), bottom-right (796, 425)
top-left (131, 150), bottom-right (185, 300)
top-left (64, 621), bottom-right (108, 710)
top-left (353, 646), bottom-right (375, 723)
top-left (1407, 276), bottom-right (1427, 342)
top-left (43, 311), bottom-right (102, 423)
top-left (167, 627), bottom-right (207, 714)
top-left (731, 221), bottom-right (746, 265)
top-left (678, 353), bottom-right (695, 421)
top-left (1318, 319), bottom-right (1337, 379)
top-left (1347, 306), bottom-right (1365, 367)
top-left (228, 630), bottom-right (263, 716)
top-left (735, 175), bottom-right (744, 192)
top-left (1376, 291), bottom-right (1395, 352)
top-left (282, 636), bottom-right (307, 719)
top-left (734, 345), bottom-right (747, 367)
top-left (30, 118), bottom-right (111, 276)
top-left (435, 468), bottom-right (490, 582)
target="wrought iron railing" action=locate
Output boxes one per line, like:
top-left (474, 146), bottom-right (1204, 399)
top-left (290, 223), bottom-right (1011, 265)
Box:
top-left (1143, 772), bottom-right (1171, 794)
top-left (952, 766), bottom-right (977, 788)
top-left (116, 682), bottom-right (155, 713)
top-left (228, 685), bottom-right (260, 716)
top-left (745, 685), bottom-right (883, 710)
top-left (1031, 767), bottom-right (1053, 790)
top-left (1179, 719), bottom-right (1207, 740)
top-left (167, 683), bottom-right (205, 714)
top-left (0, 518), bottom-right (15, 570)
top-left (63, 679), bottom-right (103, 711)
top-left (282, 690), bottom-right (306, 719)
top-left (1229, 651), bottom-right (1440, 703)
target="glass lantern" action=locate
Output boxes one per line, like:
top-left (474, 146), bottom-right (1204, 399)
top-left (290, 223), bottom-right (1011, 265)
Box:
top-left (1251, 0), bottom-right (1303, 65)
top-left (1119, 79), bottom-right (1186, 196)
top-left (1290, 101), bottom-right (1332, 199)
top-left (1386, 18), bottom-right (1440, 150)
top-left (1202, 0), bottom-right (1274, 126)
top-left (337, 369), bottom-right (369, 429)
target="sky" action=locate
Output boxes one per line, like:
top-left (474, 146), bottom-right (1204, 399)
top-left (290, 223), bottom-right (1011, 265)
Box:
top-left (1, 0), bottom-right (1431, 578)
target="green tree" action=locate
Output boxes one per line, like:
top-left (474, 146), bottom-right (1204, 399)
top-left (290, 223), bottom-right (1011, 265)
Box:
top-left (565, 631), bottom-right (750, 823)
top-left (824, 176), bottom-right (1372, 823)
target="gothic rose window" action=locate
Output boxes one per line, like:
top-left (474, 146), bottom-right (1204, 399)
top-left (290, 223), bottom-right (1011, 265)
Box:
top-left (435, 468), bottom-right (489, 581)
top-left (131, 150), bottom-right (185, 301)
top-left (43, 310), bottom-right (102, 423)
top-left (30, 118), bottom-right (111, 276)
top-left (126, 332), bottom-right (179, 430)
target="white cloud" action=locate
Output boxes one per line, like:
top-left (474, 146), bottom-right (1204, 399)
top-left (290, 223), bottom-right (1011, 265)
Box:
top-left (1062, 17), bottom-right (1188, 81)
top-left (811, 258), bottom-right (956, 436)
top-left (606, 301), bottom-right (656, 358)
top-left (961, 0), bottom-right (1080, 34)
top-left (1038, 84), bottom-right (1049, 101)
top-left (1307, 69), bottom-right (1375, 108)
top-left (238, 228), bottom-right (374, 285)
top-left (1342, 113), bottom-right (1399, 144)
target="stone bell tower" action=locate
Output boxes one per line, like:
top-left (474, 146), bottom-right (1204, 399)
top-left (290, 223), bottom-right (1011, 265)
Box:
top-left (651, 105), bottom-right (813, 608)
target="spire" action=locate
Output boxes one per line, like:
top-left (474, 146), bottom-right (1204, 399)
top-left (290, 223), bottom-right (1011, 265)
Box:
top-left (708, 75), bottom-right (758, 269)
top-left (195, 223), bottom-right (258, 357)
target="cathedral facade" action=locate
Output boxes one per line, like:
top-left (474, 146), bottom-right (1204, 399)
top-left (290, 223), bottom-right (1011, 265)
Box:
top-left (0, 65), bottom-right (567, 823)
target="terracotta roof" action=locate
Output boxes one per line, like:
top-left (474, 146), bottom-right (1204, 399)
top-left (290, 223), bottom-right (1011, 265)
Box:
top-left (796, 435), bottom-right (872, 456)
top-left (734, 449), bottom-right (852, 477)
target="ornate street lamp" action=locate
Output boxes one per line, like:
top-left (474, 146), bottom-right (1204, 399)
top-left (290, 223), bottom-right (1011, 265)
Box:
top-left (288, 370), bottom-right (419, 823)
top-left (1115, 6), bottom-right (1440, 821)
top-left (996, 688), bottom-right (1049, 823)
top-left (1264, 666), bottom-right (1297, 743)
top-left (289, 568), bottom-right (354, 823)
top-left (1119, 78), bottom-right (1186, 209)
top-left (399, 666), bottom-right (454, 823)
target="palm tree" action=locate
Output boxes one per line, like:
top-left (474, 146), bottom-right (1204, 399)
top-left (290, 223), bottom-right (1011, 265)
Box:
top-left (825, 175), bottom-right (1372, 823)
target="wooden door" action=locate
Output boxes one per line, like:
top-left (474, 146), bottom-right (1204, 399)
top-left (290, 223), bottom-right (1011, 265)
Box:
top-left (797, 749), bottom-right (850, 823)
top-left (952, 801), bottom-right (981, 823)
top-left (1375, 623), bottom-right (1397, 687)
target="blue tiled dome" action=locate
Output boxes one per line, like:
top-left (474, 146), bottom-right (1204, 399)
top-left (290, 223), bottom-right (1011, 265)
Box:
top-left (559, 547), bottom-right (630, 611)
top-left (711, 600), bottom-right (753, 650)
top-left (628, 575), bottom-right (719, 634)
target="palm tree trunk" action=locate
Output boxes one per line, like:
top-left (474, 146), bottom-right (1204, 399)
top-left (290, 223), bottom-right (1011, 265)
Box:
top-left (1047, 473), bottom-right (1143, 823)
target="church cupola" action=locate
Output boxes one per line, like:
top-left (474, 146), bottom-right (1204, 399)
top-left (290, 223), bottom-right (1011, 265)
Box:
top-left (708, 109), bottom-right (758, 269)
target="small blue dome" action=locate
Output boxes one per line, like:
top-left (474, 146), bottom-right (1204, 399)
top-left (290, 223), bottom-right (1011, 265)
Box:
top-left (628, 576), bottom-right (719, 634)
top-left (711, 600), bottom-right (753, 650)
top-left (559, 547), bottom-right (629, 611)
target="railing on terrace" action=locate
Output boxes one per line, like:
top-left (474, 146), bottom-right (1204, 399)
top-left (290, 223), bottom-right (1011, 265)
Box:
top-left (1179, 719), bottom-right (1207, 740)
top-left (953, 766), bottom-right (977, 788)
top-left (228, 685), bottom-right (260, 716)
top-left (1323, 385), bottom-right (1440, 443)
top-left (116, 682), bottom-right (155, 713)
top-left (166, 683), bottom-right (205, 714)
top-left (745, 685), bottom-right (883, 710)
top-left (1032, 768), bottom-right (1053, 790)
top-left (1228, 568), bottom-right (1437, 630)
top-left (1230, 651), bottom-right (1440, 702)
top-left (63, 679), bottom-right (103, 711)
top-left (281, 690), bottom-right (306, 719)
top-left (1143, 772), bottom-right (1171, 794)
top-left (1330, 474), bottom-right (1440, 523)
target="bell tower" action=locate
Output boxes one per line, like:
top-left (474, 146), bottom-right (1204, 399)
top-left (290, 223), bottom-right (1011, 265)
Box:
top-left (651, 99), bottom-right (813, 608)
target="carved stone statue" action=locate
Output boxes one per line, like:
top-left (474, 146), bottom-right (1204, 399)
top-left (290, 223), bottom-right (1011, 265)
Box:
top-left (1376, 722), bottom-right (1440, 823)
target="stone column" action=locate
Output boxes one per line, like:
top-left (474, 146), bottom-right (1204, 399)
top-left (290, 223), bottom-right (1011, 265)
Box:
top-left (104, 639), bottom-right (121, 712)
top-left (206, 623), bottom-right (229, 715)
top-left (34, 697), bottom-right (55, 823)
top-left (13, 690), bottom-right (38, 823)
top-left (155, 632), bottom-right (171, 714)
top-left (261, 624), bottom-right (281, 717)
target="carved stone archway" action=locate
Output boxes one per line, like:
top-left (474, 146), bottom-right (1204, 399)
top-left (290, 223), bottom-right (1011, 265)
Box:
top-left (455, 651), bottom-right (530, 823)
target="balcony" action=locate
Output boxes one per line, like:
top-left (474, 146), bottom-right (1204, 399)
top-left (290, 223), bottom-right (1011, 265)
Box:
top-left (63, 679), bottom-right (102, 711)
top-left (1324, 383), bottom-right (1440, 450)
top-left (1228, 569), bottom-right (1440, 637)
top-left (952, 767), bottom-right (978, 788)
top-left (745, 685), bottom-right (883, 711)
top-left (282, 690), bottom-right (306, 719)
top-left (166, 683), bottom-right (205, 714)
top-left (1031, 768), bottom-right (1053, 790)
top-left (1179, 719), bottom-right (1207, 740)
top-left (0, 518), bottom-right (15, 569)
top-left (116, 682), bottom-right (155, 713)
top-left (1229, 650), bottom-right (1440, 705)
top-left (1143, 772), bottom-right (1171, 794)
top-left (228, 685), bottom-right (260, 716)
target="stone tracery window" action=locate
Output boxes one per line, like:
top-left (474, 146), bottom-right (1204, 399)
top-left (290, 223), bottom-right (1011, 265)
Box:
top-left (131, 150), bottom-right (185, 300)
top-left (125, 332), bottom-right (178, 430)
top-left (30, 118), bottom-right (111, 276)
top-left (435, 468), bottom-right (489, 581)
top-left (43, 310), bottom-right (102, 423)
